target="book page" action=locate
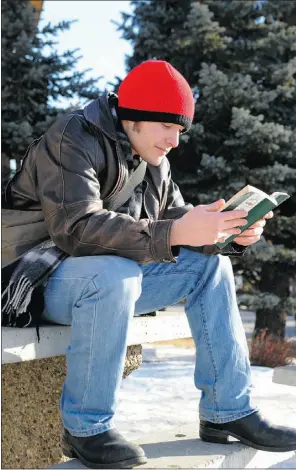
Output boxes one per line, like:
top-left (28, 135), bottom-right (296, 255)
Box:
top-left (227, 193), bottom-right (266, 212)
top-left (222, 185), bottom-right (267, 210)
top-left (271, 192), bottom-right (288, 198)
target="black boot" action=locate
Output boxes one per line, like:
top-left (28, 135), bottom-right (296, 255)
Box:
top-left (200, 410), bottom-right (296, 452)
top-left (62, 428), bottom-right (147, 468)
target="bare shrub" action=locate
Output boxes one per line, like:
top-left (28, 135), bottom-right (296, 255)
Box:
top-left (250, 329), bottom-right (295, 368)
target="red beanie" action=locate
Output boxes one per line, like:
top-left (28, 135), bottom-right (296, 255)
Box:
top-left (118, 60), bottom-right (195, 133)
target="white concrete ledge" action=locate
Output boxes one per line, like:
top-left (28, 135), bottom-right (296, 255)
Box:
top-left (2, 312), bottom-right (191, 364)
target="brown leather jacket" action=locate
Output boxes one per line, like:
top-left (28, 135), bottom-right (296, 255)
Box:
top-left (2, 92), bottom-right (245, 266)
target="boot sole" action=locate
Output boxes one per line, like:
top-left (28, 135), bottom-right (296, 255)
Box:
top-left (62, 441), bottom-right (148, 469)
top-left (200, 424), bottom-right (296, 452)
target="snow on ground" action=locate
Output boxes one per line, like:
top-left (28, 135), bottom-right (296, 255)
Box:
top-left (115, 345), bottom-right (296, 468)
top-left (269, 456), bottom-right (296, 468)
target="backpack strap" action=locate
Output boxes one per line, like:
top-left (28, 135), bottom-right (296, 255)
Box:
top-left (107, 160), bottom-right (147, 212)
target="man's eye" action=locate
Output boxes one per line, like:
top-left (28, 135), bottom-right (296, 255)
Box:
top-left (163, 123), bottom-right (171, 128)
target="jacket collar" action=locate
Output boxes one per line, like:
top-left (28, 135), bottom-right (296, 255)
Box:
top-left (83, 91), bottom-right (118, 142)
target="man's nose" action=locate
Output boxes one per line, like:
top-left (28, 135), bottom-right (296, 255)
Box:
top-left (166, 130), bottom-right (179, 148)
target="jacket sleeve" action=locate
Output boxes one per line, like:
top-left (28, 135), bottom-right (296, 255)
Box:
top-left (163, 169), bottom-right (247, 258)
top-left (36, 116), bottom-right (177, 264)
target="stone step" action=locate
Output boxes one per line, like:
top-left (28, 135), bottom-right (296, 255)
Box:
top-left (273, 365), bottom-right (296, 386)
top-left (47, 423), bottom-right (296, 469)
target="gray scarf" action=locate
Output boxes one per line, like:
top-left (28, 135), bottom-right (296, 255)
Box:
top-left (1, 240), bottom-right (68, 338)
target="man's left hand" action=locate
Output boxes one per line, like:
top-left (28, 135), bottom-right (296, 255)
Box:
top-left (233, 211), bottom-right (274, 246)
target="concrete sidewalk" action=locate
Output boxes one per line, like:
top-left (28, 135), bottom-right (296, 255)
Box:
top-left (48, 423), bottom-right (296, 469)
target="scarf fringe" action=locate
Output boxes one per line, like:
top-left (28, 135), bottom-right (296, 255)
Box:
top-left (2, 275), bottom-right (32, 317)
top-left (2, 241), bottom-right (67, 344)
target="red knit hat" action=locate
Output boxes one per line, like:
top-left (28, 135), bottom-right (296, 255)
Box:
top-left (118, 60), bottom-right (195, 133)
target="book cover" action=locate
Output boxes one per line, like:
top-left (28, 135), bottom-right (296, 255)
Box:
top-left (215, 188), bottom-right (290, 249)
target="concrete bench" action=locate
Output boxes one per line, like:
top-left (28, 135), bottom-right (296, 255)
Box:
top-left (2, 309), bottom-right (192, 469)
top-left (2, 311), bottom-right (190, 364)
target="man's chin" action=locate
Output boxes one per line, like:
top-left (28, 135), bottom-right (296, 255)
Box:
top-left (150, 158), bottom-right (163, 166)
top-left (141, 156), bottom-right (163, 166)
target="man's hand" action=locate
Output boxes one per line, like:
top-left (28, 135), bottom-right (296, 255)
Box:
top-left (233, 211), bottom-right (274, 246)
top-left (170, 199), bottom-right (249, 247)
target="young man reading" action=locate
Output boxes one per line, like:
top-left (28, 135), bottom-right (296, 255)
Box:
top-left (2, 60), bottom-right (296, 469)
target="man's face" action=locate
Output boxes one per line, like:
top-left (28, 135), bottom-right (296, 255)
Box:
top-left (122, 121), bottom-right (184, 166)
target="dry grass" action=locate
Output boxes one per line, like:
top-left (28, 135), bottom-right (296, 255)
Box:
top-left (147, 337), bottom-right (195, 348)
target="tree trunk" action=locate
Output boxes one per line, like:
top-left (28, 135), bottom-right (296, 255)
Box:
top-left (254, 262), bottom-right (290, 339)
top-left (254, 307), bottom-right (286, 339)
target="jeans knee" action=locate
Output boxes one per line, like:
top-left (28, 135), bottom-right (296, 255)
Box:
top-left (219, 254), bottom-right (233, 272)
top-left (181, 248), bottom-right (233, 277)
top-left (208, 254), bottom-right (234, 286)
top-left (91, 257), bottom-right (143, 303)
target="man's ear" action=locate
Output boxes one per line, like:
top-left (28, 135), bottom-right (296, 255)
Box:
top-left (132, 122), bottom-right (141, 133)
top-left (121, 120), bottom-right (128, 133)
top-left (121, 119), bottom-right (134, 133)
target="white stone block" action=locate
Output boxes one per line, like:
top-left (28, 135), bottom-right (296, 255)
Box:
top-left (273, 365), bottom-right (296, 387)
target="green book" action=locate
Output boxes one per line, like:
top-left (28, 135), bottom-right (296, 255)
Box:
top-left (215, 185), bottom-right (290, 249)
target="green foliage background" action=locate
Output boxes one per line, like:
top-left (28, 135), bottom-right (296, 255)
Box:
top-left (1, 0), bottom-right (100, 184)
top-left (115, 0), bottom-right (296, 330)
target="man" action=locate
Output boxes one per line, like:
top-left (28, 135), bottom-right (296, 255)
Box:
top-left (2, 60), bottom-right (296, 468)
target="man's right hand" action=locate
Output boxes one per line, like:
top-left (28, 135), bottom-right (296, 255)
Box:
top-left (170, 199), bottom-right (248, 247)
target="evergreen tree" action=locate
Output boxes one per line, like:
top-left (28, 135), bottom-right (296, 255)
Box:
top-left (116, 0), bottom-right (296, 338)
top-left (1, 0), bottom-right (101, 185)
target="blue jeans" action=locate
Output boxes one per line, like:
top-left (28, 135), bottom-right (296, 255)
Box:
top-left (43, 247), bottom-right (256, 437)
